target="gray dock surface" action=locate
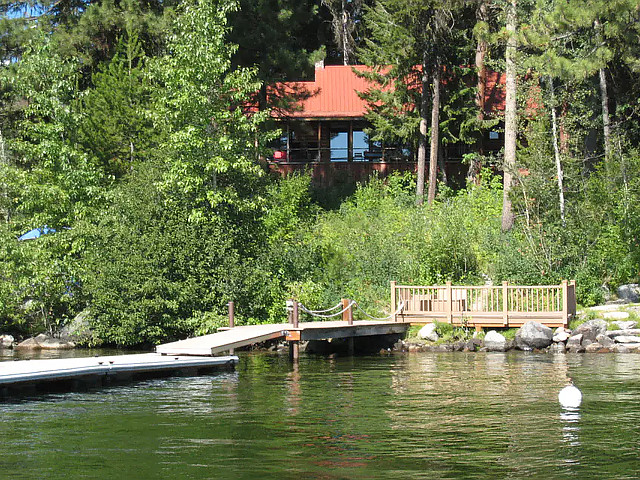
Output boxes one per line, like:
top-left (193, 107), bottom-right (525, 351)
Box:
top-left (0, 353), bottom-right (238, 388)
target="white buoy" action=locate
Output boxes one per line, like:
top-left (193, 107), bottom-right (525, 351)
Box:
top-left (559, 384), bottom-right (582, 408)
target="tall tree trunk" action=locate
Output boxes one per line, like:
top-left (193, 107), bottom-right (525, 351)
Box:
top-left (416, 56), bottom-right (429, 205)
top-left (599, 67), bottom-right (611, 161)
top-left (501, 0), bottom-right (517, 232)
top-left (469, 0), bottom-right (488, 184)
top-left (427, 69), bottom-right (440, 206)
top-left (594, 19), bottom-right (611, 162)
top-left (548, 77), bottom-right (566, 227)
top-left (0, 126), bottom-right (8, 223)
top-left (341, 0), bottom-right (349, 65)
top-left (438, 141), bottom-right (447, 186)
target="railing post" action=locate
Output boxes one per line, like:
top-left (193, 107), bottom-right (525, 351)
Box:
top-left (446, 281), bottom-right (453, 324)
top-left (342, 298), bottom-right (353, 324)
top-left (562, 279), bottom-right (568, 328)
top-left (228, 301), bottom-right (235, 328)
top-left (290, 300), bottom-right (299, 361)
top-left (391, 281), bottom-right (397, 322)
top-left (569, 279), bottom-right (577, 319)
top-left (228, 301), bottom-right (235, 355)
top-left (502, 281), bottom-right (509, 326)
top-left (292, 300), bottom-right (299, 328)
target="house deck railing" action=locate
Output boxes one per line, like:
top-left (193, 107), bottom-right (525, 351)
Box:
top-left (391, 280), bottom-right (576, 328)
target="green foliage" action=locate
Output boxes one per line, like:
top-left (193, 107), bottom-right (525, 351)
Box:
top-left (0, 224), bottom-right (83, 335)
top-left (151, 0), bottom-right (269, 224)
top-left (82, 161), bottom-right (255, 345)
top-left (78, 30), bottom-right (156, 177)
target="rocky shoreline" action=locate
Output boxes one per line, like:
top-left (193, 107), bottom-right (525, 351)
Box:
top-left (398, 318), bottom-right (640, 354)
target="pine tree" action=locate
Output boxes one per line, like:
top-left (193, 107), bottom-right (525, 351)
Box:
top-left (78, 30), bottom-right (155, 177)
top-left (358, 0), bottom-right (461, 205)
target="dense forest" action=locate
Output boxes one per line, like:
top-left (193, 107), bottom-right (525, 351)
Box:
top-left (1, 0), bottom-right (639, 346)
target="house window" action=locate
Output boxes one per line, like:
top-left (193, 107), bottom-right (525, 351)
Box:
top-left (353, 130), bottom-right (368, 162)
top-left (330, 122), bottom-right (349, 162)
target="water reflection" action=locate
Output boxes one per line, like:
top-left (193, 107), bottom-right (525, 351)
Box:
top-left (2, 352), bottom-right (640, 479)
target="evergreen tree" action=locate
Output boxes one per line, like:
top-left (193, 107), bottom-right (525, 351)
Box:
top-left (228, 0), bottom-right (327, 108)
top-left (358, 0), bottom-right (463, 205)
top-left (78, 29), bottom-right (155, 177)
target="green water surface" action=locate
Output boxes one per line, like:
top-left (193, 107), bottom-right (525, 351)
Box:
top-left (0, 352), bottom-right (639, 479)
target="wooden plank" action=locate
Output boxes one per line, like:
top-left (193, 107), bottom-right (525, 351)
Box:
top-left (156, 324), bottom-right (288, 356)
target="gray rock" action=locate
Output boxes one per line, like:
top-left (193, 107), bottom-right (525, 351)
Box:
top-left (607, 329), bottom-right (640, 337)
top-left (464, 338), bottom-right (482, 352)
top-left (602, 311), bottom-right (630, 320)
top-left (16, 337), bottom-right (41, 350)
top-left (618, 284), bottom-right (640, 303)
top-left (585, 342), bottom-right (603, 353)
top-left (0, 334), bottom-right (14, 348)
top-left (612, 321), bottom-right (638, 330)
top-left (582, 338), bottom-right (594, 348)
top-left (515, 321), bottom-right (553, 350)
top-left (596, 334), bottom-right (615, 347)
top-left (549, 342), bottom-right (566, 353)
top-left (613, 344), bottom-right (630, 353)
top-left (567, 344), bottom-right (586, 353)
top-left (484, 330), bottom-right (507, 352)
top-left (59, 309), bottom-right (95, 344)
top-left (418, 323), bottom-right (439, 342)
top-left (614, 335), bottom-right (640, 344)
top-left (553, 327), bottom-right (570, 343)
top-left (16, 333), bottom-right (75, 350)
top-left (573, 319), bottom-right (607, 342)
top-left (566, 334), bottom-right (583, 347)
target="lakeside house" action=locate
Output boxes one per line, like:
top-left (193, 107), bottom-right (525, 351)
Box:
top-left (267, 61), bottom-right (507, 186)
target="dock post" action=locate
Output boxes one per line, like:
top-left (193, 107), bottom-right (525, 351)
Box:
top-left (228, 301), bottom-right (235, 355)
top-left (390, 281), bottom-right (397, 322)
top-left (561, 280), bottom-right (568, 328)
top-left (290, 301), bottom-right (299, 361)
top-left (228, 301), bottom-right (235, 328)
top-left (342, 299), bottom-right (353, 325)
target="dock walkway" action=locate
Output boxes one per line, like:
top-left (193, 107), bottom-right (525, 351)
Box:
top-left (156, 320), bottom-right (409, 356)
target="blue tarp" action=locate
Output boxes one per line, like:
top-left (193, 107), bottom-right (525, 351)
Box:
top-left (18, 226), bottom-right (56, 241)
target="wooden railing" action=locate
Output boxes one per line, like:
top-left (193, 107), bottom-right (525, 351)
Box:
top-left (391, 280), bottom-right (576, 328)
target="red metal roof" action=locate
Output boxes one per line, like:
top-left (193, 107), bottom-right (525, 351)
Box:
top-left (272, 65), bottom-right (506, 119)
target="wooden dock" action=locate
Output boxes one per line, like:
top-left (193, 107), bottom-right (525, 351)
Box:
top-left (392, 280), bottom-right (577, 328)
top-left (156, 320), bottom-right (409, 356)
top-left (0, 353), bottom-right (238, 393)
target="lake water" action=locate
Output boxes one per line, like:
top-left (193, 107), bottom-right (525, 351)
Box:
top-left (1, 351), bottom-right (639, 479)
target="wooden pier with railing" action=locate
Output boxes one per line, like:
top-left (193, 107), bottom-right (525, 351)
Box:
top-left (391, 280), bottom-right (576, 328)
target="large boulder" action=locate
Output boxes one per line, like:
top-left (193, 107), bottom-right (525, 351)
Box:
top-left (0, 335), bottom-right (14, 348)
top-left (16, 333), bottom-right (75, 350)
top-left (515, 321), bottom-right (553, 350)
top-left (58, 309), bottom-right (95, 345)
top-left (618, 284), bottom-right (640, 303)
top-left (483, 330), bottom-right (508, 352)
top-left (418, 323), bottom-right (439, 342)
top-left (572, 319), bottom-right (607, 342)
top-left (596, 334), bottom-right (615, 347)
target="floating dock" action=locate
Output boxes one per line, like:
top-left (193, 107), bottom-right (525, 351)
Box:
top-left (0, 353), bottom-right (238, 395)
